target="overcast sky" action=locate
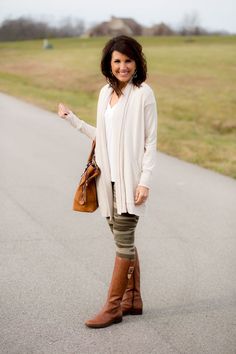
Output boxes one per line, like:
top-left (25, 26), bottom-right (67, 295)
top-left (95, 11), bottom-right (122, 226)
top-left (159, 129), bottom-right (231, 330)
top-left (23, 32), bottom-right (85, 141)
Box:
top-left (0, 0), bottom-right (235, 33)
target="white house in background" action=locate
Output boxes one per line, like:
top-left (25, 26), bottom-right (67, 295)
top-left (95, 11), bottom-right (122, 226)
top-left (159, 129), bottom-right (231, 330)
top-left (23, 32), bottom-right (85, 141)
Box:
top-left (86, 16), bottom-right (143, 37)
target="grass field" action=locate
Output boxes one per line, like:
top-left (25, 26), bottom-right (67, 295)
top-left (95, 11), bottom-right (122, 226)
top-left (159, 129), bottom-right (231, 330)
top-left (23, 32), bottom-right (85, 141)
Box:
top-left (0, 36), bottom-right (235, 178)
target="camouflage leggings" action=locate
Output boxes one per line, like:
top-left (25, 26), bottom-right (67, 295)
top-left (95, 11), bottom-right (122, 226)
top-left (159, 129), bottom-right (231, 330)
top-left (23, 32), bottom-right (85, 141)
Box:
top-left (107, 183), bottom-right (139, 260)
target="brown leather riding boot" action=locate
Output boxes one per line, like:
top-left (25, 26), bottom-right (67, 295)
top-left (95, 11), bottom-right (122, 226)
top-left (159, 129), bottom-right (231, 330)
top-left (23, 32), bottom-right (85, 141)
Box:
top-left (121, 248), bottom-right (143, 316)
top-left (85, 256), bottom-right (135, 328)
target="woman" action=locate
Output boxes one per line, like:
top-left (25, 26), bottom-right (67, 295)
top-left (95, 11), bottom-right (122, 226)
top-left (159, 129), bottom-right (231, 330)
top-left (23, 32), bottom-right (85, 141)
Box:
top-left (58, 35), bottom-right (157, 328)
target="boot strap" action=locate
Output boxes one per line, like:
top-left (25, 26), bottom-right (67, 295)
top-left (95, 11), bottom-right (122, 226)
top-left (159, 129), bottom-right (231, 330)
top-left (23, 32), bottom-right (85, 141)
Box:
top-left (127, 266), bottom-right (135, 279)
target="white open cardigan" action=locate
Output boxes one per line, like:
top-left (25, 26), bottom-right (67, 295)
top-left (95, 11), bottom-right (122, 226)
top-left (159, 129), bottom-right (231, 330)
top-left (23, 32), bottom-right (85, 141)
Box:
top-left (66, 82), bottom-right (158, 218)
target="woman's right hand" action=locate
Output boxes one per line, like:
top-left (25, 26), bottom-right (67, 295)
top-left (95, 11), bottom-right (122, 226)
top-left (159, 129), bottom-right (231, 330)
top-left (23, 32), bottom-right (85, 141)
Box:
top-left (58, 103), bottom-right (70, 119)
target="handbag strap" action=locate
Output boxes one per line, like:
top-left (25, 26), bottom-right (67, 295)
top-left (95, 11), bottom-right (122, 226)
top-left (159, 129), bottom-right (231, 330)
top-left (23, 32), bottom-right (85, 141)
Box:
top-left (87, 140), bottom-right (96, 164)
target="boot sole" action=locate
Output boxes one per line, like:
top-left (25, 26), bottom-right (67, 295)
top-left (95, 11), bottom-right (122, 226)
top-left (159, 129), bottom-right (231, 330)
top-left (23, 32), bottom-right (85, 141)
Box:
top-left (85, 316), bottom-right (122, 329)
top-left (122, 308), bottom-right (143, 316)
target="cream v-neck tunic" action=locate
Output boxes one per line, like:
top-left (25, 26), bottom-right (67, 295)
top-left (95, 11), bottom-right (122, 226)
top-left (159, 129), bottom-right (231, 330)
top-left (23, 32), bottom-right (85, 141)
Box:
top-left (66, 82), bottom-right (158, 218)
top-left (104, 102), bottom-right (117, 182)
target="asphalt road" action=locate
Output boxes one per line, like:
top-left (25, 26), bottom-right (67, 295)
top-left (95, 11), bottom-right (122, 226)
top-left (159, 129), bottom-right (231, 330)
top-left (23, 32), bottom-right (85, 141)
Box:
top-left (0, 92), bottom-right (236, 354)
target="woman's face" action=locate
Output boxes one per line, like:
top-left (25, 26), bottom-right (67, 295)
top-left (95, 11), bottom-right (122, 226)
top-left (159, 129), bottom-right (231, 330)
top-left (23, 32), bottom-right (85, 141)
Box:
top-left (110, 50), bottom-right (136, 87)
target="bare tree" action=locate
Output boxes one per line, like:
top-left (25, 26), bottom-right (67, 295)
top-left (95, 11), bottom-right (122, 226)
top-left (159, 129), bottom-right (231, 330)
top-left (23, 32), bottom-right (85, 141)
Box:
top-left (180, 11), bottom-right (205, 35)
top-left (57, 17), bottom-right (85, 37)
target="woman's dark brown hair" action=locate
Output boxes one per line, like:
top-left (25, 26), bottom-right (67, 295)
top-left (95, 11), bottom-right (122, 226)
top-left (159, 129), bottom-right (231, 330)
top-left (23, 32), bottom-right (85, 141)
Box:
top-left (101, 35), bottom-right (147, 96)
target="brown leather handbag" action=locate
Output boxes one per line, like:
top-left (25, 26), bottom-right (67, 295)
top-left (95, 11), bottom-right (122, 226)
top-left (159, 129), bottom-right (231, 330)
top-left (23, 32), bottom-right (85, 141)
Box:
top-left (73, 140), bottom-right (100, 212)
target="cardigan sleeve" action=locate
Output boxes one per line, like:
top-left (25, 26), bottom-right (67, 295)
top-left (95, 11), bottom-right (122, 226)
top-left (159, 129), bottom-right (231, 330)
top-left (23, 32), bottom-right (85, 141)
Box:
top-left (65, 111), bottom-right (96, 140)
top-left (138, 100), bottom-right (158, 188)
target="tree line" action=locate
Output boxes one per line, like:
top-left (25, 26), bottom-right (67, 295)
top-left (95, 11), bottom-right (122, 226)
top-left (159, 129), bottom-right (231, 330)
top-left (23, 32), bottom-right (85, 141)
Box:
top-left (0, 16), bottom-right (229, 41)
top-left (0, 17), bottom-right (85, 41)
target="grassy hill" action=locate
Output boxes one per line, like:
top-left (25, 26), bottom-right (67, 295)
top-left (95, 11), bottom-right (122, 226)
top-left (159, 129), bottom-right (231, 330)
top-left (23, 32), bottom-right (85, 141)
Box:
top-left (0, 36), bottom-right (235, 178)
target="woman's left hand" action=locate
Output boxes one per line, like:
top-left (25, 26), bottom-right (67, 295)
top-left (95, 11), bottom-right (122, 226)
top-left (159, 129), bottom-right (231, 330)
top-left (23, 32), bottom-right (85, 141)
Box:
top-left (134, 185), bottom-right (149, 205)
